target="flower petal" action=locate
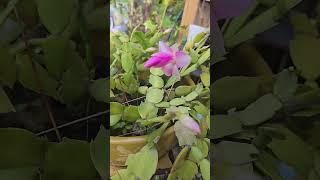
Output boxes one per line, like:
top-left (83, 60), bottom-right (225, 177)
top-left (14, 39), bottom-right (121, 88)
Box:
top-left (172, 65), bottom-right (180, 76)
top-left (162, 63), bottom-right (174, 76)
top-left (170, 43), bottom-right (179, 52)
top-left (144, 52), bottom-right (173, 68)
top-left (159, 41), bottom-right (173, 54)
top-left (214, 0), bottom-right (253, 20)
top-left (181, 115), bottom-right (201, 135)
top-left (175, 51), bottom-right (191, 68)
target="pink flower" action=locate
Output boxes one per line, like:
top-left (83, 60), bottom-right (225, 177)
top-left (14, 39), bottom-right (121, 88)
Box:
top-left (181, 115), bottom-right (201, 135)
top-left (144, 41), bottom-right (191, 76)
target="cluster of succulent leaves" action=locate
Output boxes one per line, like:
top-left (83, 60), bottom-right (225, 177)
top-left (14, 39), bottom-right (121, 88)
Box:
top-left (0, 0), bottom-right (108, 114)
top-left (110, 18), bottom-right (211, 179)
top-left (0, 126), bottom-right (107, 180)
top-left (212, 0), bottom-right (320, 179)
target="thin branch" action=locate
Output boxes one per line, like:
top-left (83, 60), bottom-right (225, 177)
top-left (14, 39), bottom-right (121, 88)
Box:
top-left (36, 110), bottom-right (108, 136)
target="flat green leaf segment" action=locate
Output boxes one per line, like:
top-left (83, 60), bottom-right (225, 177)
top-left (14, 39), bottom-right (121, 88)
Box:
top-left (0, 128), bottom-right (106, 180)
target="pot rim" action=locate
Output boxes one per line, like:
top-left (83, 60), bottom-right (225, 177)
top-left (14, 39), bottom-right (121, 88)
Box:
top-left (110, 125), bottom-right (175, 143)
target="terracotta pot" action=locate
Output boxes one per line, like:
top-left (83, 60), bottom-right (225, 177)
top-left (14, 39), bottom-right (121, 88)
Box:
top-left (110, 126), bottom-right (177, 173)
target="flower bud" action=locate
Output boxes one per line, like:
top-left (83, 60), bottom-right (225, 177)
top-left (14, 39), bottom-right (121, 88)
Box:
top-left (181, 115), bottom-right (201, 134)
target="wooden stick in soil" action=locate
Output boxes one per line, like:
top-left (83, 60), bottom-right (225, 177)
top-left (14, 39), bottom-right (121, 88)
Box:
top-left (14, 8), bottom-right (62, 142)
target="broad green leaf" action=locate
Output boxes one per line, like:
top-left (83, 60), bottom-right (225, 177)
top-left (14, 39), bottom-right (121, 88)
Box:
top-left (290, 11), bottom-right (318, 36)
top-left (214, 141), bottom-right (259, 165)
top-left (86, 6), bottom-right (108, 30)
top-left (188, 146), bottom-right (204, 163)
top-left (212, 76), bottom-right (262, 111)
top-left (110, 102), bottom-right (123, 115)
top-left (36, 0), bottom-right (77, 34)
top-left (175, 86), bottom-right (193, 96)
top-left (60, 53), bottom-right (89, 103)
top-left (43, 139), bottom-right (98, 180)
top-left (0, 167), bottom-right (39, 180)
top-left (138, 86), bottom-right (148, 94)
top-left (150, 67), bottom-right (164, 76)
top-left (0, 128), bottom-right (46, 169)
top-left (149, 74), bottom-right (164, 88)
top-left (254, 151), bottom-right (284, 180)
top-left (146, 87), bottom-right (164, 103)
top-left (90, 126), bottom-right (107, 179)
top-left (138, 102), bottom-right (158, 119)
top-left (0, 46), bottom-right (16, 87)
top-left (273, 69), bottom-right (298, 101)
top-left (174, 120), bottom-right (196, 146)
top-left (195, 139), bottom-right (209, 158)
top-left (290, 34), bottom-right (320, 80)
top-left (89, 78), bottom-right (108, 103)
top-left (123, 105), bottom-right (140, 122)
top-left (237, 93), bottom-right (282, 126)
top-left (198, 49), bottom-right (210, 65)
top-left (169, 98), bottom-right (186, 106)
top-left (147, 122), bottom-right (169, 145)
top-left (184, 91), bottom-right (198, 101)
top-left (121, 52), bottom-right (134, 73)
top-left (42, 36), bottom-right (73, 79)
top-left (200, 71), bottom-right (210, 87)
top-left (268, 126), bottom-right (313, 175)
top-left (0, 86), bottom-right (15, 113)
top-left (0, 18), bottom-right (22, 45)
top-left (110, 114), bottom-right (122, 126)
top-left (212, 114), bottom-right (243, 139)
top-left (168, 160), bottom-right (198, 180)
top-left (16, 54), bottom-right (59, 99)
top-left (125, 146), bottom-right (158, 180)
top-left (164, 75), bottom-right (180, 88)
top-left (155, 101), bottom-right (170, 108)
top-left (111, 169), bottom-right (135, 180)
top-left (199, 159), bottom-right (210, 180)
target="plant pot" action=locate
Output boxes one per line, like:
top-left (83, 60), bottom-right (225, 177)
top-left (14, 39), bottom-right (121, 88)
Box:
top-left (110, 126), bottom-right (177, 175)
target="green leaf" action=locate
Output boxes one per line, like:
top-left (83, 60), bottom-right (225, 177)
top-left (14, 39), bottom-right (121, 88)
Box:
top-left (175, 86), bottom-right (193, 96)
top-left (200, 71), bottom-right (210, 87)
top-left (174, 120), bottom-right (196, 146)
top-left (138, 86), bottom-right (148, 94)
top-left (16, 54), bottom-right (59, 99)
top-left (273, 69), bottom-right (298, 101)
top-left (197, 48), bottom-right (210, 65)
top-left (0, 18), bottom-right (22, 45)
top-left (212, 114), bottom-right (243, 139)
top-left (43, 139), bottom-right (98, 180)
top-left (123, 105), bottom-right (140, 122)
top-left (169, 98), bottom-right (186, 106)
top-left (237, 93), bottom-right (282, 126)
top-left (121, 52), bottom-right (134, 73)
top-left (155, 101), bottom-right (170, 108)
top-left (188, 146), bottom-right (204, 163)
top-left (110, 114), bottom-right (122, 126)
top-left (42, 36), bottom-right (73, 79)
top-left (60, 54), bottom-right (89, 103)
top-left (168, 160), bottom-right (198, 180)
top-left (0, 128), bottom-right (46, 169)
top-left (212, 76), bottom-right (262, 111)
top-left (138, 102), bottom-right (158, 119)
top-left (126, 146), bottom-right (158, 180)
top-left (89, 78), bottom-right (108, 103)
top-left (290, 34), bottom-right (320, 80)
top-left (214, 141), bottom-right (259, 165)
top-left (199, 159), bottom-right (210, 180)
top-left (0, 46), bottom-right (16, 87)
top-left (150, 67), bottom-right (164, 76)
top-left (86, 6), bottom-right (108, 30)
top-left (90, 126), bottom-right (107, 179)
top-left (0, 86), bottom-right (15, 113)
top-left (164, 75), bottom-right (180, 88)
top-left (111, 169), bottom-right (135, 180)
top-left (254, 151), bottom-right (284, 180)
top-left (290, 11), bottom-right (318, 36)
top-left (146, 87), bottom-right (164, 103)
top-left (149, 74), bottom-right (164, 88)
top-left (184, 91), bottom-right (198, 101)
top-left (0, 167), bottom-right (39, 180)
top-left (195, 139), bottom-right (209, 158)
top-left (268, 126), bottom-right (313, 175)
top-left (36, 0), bottom-right (77, 34)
